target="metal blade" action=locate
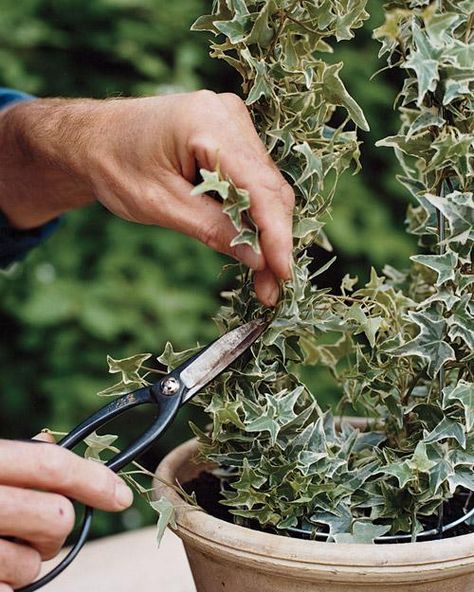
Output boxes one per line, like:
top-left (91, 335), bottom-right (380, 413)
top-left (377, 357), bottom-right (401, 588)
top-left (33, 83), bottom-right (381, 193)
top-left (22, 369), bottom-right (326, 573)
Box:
top-left (180, 319), bottom-right (267, 403)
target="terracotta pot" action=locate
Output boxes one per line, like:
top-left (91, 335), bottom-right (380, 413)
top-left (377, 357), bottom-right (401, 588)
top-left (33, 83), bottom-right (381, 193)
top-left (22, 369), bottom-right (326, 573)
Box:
top-left (154, 438), bottom-right (474, 592)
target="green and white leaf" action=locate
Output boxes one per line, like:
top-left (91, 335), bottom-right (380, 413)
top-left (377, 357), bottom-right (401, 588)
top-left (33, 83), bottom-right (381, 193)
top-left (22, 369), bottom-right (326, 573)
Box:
top-left (150, 497), bottom-right (177, 546)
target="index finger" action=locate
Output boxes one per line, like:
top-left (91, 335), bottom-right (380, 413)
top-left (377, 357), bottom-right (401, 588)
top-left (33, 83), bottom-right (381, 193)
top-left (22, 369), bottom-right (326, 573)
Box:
top-left (195, 93), bottom-right (295, 280)
top-left (0, 440), bottom-right (133, 512)
top-left (224, 148), bottom-right (294, 280)
top-left (222, 97), bottom-right (294, 279)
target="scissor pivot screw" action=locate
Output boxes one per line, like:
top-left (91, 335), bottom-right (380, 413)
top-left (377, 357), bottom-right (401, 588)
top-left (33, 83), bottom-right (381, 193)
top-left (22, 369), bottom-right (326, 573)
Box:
top-left (161, 377), bottom-right (180, 396)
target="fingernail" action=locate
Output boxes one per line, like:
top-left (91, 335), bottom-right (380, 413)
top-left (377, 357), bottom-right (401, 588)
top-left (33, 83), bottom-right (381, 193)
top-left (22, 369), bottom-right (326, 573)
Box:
top-left (285, 254), bottom-right (294, 280)
top-left (32, 432), bottom-right (56, 443)
top-left (267, 283), bottom-right (280, 307)
top-left (235, 245), bottom-right (262, 270)
top-left (115, 479), bottom-right (134, 508)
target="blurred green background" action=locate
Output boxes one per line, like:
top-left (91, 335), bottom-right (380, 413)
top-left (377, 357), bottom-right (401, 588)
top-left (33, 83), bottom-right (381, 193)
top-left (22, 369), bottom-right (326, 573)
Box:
top-left (0, 0), bottom-right (414, 537)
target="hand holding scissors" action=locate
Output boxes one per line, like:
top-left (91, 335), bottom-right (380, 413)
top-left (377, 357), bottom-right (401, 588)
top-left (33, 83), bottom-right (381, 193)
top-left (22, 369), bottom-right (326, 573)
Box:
top-left (16, 319), bottom-right (267, 591)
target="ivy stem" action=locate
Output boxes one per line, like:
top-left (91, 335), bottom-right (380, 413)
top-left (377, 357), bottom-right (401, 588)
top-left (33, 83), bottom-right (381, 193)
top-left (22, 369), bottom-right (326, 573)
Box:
top-left (284, 14), bottom-right (316, 35)
top-left (437, 180), bottom-right (447, 399)
top-left (401, 366), bottom-right (427, 406)
top-left (142, 366), bottom-right (167, 375)
top-left (465, 13), bottom-right (474, 43)
top-left (327, 293), bottom-right (393, 319)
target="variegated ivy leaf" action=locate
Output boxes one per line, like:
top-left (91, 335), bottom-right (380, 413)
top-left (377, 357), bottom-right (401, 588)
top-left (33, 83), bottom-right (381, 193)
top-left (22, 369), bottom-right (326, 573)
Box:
top-left (98, 353), bottom-right (152, 397)
top-left (446, 296), bottom-right (474, 352)
top-left (394, 311), bottom-right (456, 377)
top-left (443, 79), bottom-right (471, 106)
top-left (382, 462), bottom-right (414, 488)
top-left (84, 432), bottom-right (119, 461)
top-left (424, 191), bottom-right (474, 245)
top-left (232, 458), bottom-right (267, 491)
top-left (424, 417), bottom-right (466, 449)
top-left (448, 469), bottom-right (474, 494)
top-left (406, 111), bottom-right (445, 140)
top-left (410, 252), bottom-right (457, 286)
top-left (205, 392), bottom-right (245, 438)
top-left (443, 381), bottom-right (474, 432)
top-left (230, 225), bottom-right (261, 254)
top-left (106, 353), bottom-right (152, 384)
top-left (98, 379), bottom-right (144, 398)
top-left (293, 142), bottom-right (323, 185)
top-left (192, 168), bottom-right (260, 254)
top-left (333, 522), bottom-right (391, 544)
top-left (428, 456), bottom-right (454, 497)
top-left (426, 132), bottom-right (474, 183)
top-left (424, 12), bottom-right (461, 49)
top-left (150, 497), bottom-right (177, 546)
top-left (419, 289), bottom-right (460, 312)
top-left (191, 169), bottom-right (229, 199)
top-left (407, 442), bottom-right (437, 474)
top-left (322, 63), bottom-right (370, 131)
top-left (373, 8), bottom-right (409, 56)
top-left (157, 342), bottom-right (200, 371)
top-left (403, 49), bottom-right (439, 105)
top-left (244, 400), bottom-right (280, 446)
top-left (341, 274), bottom-right (358, 294)
top-left (311, 506), bottom-right (353, 536)
top-left (347, 303), bottom-right (383, 347)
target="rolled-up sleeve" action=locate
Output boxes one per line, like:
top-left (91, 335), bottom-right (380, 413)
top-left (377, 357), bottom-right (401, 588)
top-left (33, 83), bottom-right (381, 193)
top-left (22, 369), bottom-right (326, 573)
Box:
top-left (0, 88), bottom-right (61, 269)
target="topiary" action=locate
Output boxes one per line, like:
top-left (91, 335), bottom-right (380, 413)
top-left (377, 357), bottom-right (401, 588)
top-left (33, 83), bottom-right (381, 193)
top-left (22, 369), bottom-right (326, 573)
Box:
top-left (105, 0), bottom-right (474, 543)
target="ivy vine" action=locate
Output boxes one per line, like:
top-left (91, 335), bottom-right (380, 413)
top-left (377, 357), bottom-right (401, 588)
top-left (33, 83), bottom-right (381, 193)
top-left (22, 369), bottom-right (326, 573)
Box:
top-left (103, 0), bottom-right (473, 543)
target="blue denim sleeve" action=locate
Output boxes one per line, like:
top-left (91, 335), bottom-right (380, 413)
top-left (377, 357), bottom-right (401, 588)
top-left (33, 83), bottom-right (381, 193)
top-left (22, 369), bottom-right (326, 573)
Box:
top-left (0, 88), bottom-right (61, 268)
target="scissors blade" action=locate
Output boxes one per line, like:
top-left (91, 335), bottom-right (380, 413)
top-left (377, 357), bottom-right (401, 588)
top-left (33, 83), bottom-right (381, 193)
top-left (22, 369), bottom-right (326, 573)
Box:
top-left (179, 319), bottom-right (267, 403)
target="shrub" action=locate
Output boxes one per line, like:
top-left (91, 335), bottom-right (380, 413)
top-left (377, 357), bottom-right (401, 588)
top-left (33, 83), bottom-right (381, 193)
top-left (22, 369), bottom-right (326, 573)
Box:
top-left (147, 0), bottom-right (473, 542)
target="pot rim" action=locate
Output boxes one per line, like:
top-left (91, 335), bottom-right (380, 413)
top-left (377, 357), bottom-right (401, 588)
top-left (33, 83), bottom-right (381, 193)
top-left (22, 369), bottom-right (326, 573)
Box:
top-left (154, 438), bottom-right (474, 577)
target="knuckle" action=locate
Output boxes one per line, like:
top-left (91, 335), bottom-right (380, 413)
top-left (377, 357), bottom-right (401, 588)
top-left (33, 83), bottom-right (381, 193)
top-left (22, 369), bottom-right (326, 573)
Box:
top-left (48, 495), bottom-right (75, 540)
top-left (193, 89), bottom-right (218, 109)
top-left (21, 548), bottom-right (41, 586)
top-left (140, 185), bottom-right (173, 225)
top-left (260, 173), bottom-right (295, 210)
top-left (196, 88), bottom-right (217, 100)
top-left (188, 132), bottom-right (216, 157)
top-left (198, 222), bottom-right (225, 253)
top-left (37, 446), bottom-right (70, 488)
top-left (279, 182), bottom-right (295, 209)
top-left (89, 464), bottom-right (116, 503)
top-left (0, 541), bottom-right (40, 587)
top-left (220, 92), bottom-right (247, 112)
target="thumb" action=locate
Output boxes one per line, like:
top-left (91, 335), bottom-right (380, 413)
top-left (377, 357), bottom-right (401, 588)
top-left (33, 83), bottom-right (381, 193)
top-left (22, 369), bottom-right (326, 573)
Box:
top-left (32, 431), bottom-right (56, 443)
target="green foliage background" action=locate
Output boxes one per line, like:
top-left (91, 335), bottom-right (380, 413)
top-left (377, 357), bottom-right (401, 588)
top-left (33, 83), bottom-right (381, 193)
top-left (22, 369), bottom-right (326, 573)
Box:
top-left (0, 0), bottom-right (413, 536)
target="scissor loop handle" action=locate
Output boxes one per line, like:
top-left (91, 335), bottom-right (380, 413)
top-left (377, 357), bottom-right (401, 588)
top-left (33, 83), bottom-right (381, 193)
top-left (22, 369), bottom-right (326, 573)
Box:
top-left (17, 379), bottom-right (186, 592)
top-left (58, 386), bottom-right (155, 451)
top-left (106, 381), bottom-right (185, 472)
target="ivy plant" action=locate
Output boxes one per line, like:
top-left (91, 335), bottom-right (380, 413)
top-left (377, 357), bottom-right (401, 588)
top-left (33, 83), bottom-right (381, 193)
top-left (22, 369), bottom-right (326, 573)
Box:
top-left (105, 0), bottom-right (473, 544)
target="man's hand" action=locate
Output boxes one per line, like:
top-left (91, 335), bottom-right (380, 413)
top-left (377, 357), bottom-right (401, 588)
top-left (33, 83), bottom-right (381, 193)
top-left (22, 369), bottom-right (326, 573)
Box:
top-left (0, 92), bottom-right (294, 306)
top-left (0, 437), bottom-right (133, 590)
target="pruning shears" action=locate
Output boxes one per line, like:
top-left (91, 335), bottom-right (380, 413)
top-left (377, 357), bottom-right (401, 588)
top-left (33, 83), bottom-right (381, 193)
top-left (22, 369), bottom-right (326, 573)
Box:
top-left (19, 319), bottom-right (267, 592)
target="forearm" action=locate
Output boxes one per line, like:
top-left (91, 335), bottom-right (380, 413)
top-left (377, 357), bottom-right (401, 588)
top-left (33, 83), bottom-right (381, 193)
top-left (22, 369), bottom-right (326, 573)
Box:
top-left (0, 99), bottom-right (97, 230)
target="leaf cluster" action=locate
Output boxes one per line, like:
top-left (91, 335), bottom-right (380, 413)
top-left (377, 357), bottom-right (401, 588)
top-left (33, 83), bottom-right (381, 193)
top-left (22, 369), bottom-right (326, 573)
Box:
top-left (163, 0), bottom-right (472, 542)
top-left (84, 0), bottom-right (474, 542)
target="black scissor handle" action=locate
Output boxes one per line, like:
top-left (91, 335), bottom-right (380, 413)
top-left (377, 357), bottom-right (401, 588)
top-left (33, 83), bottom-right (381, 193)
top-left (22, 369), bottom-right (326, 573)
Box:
top-left (17, 379), bottom-right (186, 591)
top-left (58, 386), bottom-right (156, 451)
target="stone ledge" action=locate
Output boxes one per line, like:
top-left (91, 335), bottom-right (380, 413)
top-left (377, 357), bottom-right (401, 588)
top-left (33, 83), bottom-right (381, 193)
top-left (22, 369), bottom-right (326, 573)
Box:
top-left (39, 527), bottom-right (196, 591)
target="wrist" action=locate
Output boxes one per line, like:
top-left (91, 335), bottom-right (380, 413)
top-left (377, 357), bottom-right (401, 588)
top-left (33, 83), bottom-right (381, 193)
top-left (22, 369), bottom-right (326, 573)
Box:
top-left (0, 98), bottom-right (98, 229)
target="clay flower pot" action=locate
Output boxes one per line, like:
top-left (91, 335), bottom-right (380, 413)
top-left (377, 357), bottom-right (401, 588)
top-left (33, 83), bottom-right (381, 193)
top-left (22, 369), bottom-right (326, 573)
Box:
top-left (154, 439), bottom-right (474, 592)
